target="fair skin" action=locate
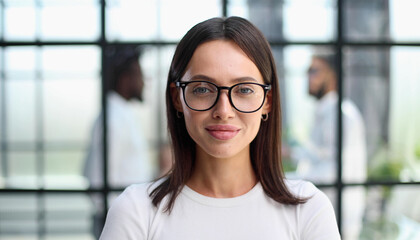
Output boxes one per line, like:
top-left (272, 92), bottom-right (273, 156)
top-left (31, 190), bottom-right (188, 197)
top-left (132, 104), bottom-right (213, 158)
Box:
top-left (171, 40), bottom-right (271, 198)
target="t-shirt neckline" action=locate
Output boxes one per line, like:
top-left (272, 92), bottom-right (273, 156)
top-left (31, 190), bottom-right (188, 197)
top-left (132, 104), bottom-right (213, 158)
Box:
top-left (180, 182), bottom-right (262, 208)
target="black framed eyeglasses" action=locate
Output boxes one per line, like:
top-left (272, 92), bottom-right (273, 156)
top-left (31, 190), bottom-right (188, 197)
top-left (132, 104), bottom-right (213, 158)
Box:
top-left (176, 81), bottom-right (271, 113)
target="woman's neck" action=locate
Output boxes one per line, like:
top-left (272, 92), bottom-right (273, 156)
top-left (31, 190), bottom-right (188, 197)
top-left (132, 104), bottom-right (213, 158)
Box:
top-left (187, 147), bottom-right (257, 198)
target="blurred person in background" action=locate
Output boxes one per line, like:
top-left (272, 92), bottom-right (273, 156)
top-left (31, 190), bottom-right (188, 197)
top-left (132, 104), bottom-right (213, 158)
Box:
top-left (84, 45), bottom-right (153, 188)
top-left (84, 45), bottom-right (154, 238)
top-left (296, 50), bottom-right (367, 183)
top-left (287, 49), bottom-right (367, 239)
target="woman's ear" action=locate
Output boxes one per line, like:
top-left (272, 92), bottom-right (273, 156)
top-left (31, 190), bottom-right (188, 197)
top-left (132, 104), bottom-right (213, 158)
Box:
top-left (262, 90), bottom-right (272, 115)
top-left (170, 82), bottom-right (183, 112)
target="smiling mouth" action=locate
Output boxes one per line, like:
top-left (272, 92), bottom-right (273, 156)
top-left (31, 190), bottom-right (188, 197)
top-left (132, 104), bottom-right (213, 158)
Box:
top-left (205, 125), bottom-right (240, 140)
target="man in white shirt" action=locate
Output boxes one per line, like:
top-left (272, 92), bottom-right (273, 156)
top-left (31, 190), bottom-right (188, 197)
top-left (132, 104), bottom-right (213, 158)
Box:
top-left (84, 46), bottom-right (153, 237)
top-left (295, 53), bottom-right (367, 184)
top-left (84, 45), bottom-right (153, 188)
top-left (291, 51), bottom-right (367, 240)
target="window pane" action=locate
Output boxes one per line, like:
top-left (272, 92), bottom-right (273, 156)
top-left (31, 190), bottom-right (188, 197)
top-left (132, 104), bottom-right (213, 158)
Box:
top-left (83, 120), bottom-right (103, 189)
top-left (41, 46), bottom-right (101, 143)
top-left (86, 193), bottom-right (105, 239)
top-left (6, 79), bottom-right (37, 142)
top-left (4, 2), bottom-right (37, 40)
top-left (344, 0), bottom-right (420, 42)
top-left (4, 0), bottom-right (35, 4)
top-left (40, 0), bottom-right (100, 41)
top-left (159, 0), bottom-right (221, 41)
top-left (0, 48), bottom-right (4, 144)
top-left (43, 78), bottom-right (100, 143)
top-left (44, 150), bottom-right (85, 189)
top-left (0, 4), bottom-right (3, 39)
top-left (106, 0), bottom-right (221, 41)
top-left (137, 47), bottom-right (161, 146)
top-left (6, 151), bottom-right (38, 189)
top-left (283, 0), bottom-right (336, 41)
top-left (0, 4), bottom-right (2, 39)
top-left (140, 46), bottom-right (175, 143)
top-left (0, 193), bottom-right (98, 239)
top-left (0, 159), bottom-right (3, 190)
top-left (390, 0), bottom-right (420, 41)
top-left (4, 0), bottom-right (99, 41)
top-left (343, 47), bottom-right (388, 183)
top-left (41, 46), bottom-right (101, 77)
top-left (389, 47), bottom-right (420, 181)
top-left (228, 0), bottom-right (284, 41)
top-left (4, 46), bottom-right (37, 79)
top-left (153, 46), bottom-right (175, 178)
top-left (344, 47), bottom-right (420, 182)
top-left (44, 193), bottom-right (95, 238)
top-left (281, 45), bottom-right (338, 184)
top-left (0, 193), bottom-right (38, 237)
top-left (4, 47), bottom-right (37, 147)
top-left (352, 186), bottom-right (420, 239)
top-left (106, 0), bottom-right (159, 41)
top-left (0, 44), bottom-right (3, 186)
top-left (342, 186), bottom-right (366, 240)
top-left (229, 0), bottom-right (336, 41)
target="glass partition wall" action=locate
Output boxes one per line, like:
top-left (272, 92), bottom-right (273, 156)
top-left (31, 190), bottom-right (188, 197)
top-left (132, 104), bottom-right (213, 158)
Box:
top-left (1, 0), bottom-right (420, 239)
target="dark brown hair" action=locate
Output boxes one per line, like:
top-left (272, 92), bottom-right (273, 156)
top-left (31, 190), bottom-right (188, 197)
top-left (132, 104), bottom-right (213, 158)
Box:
top-left (150, 16), bottom-right (307, 211)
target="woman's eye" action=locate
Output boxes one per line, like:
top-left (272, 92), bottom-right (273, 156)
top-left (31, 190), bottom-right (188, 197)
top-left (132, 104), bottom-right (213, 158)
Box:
top-left (192, 87), bottom-right (211, 94)
top-left (237, 87), bottom-right (254, 94)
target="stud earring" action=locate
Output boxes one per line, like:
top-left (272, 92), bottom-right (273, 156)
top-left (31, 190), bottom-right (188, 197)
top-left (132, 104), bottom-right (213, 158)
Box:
top-left (261, 113), bottom-right (269, 121)
top-left (176, 111), bottom-right (184, 118)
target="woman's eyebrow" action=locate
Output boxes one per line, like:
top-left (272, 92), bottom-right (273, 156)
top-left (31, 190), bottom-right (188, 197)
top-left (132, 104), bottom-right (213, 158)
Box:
top-left (232, 77), bottom-right (258, 83)
top-left (188, 75), bottom-right (258, 83)
top-left (188, 75), bottom-right (214, 81)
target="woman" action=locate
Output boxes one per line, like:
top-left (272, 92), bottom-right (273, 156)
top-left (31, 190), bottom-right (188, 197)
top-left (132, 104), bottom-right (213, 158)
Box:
top-left (100, 16), bottom-right (340, 240)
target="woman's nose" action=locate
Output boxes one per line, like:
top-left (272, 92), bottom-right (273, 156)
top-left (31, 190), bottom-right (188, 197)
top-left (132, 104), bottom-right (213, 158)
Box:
top-left (212, 91), bottom-right (235, 120)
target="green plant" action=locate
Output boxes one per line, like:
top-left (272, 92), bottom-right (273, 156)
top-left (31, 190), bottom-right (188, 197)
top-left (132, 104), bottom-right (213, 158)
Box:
top-left (415, 142), bottom-right (420, 160)
top-left (368, 146), bottom-right (403, 181)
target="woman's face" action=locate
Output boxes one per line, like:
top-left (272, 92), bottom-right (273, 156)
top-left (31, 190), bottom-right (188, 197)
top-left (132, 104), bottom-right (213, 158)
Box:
top-left (173, 40), bottom-right (271, 160)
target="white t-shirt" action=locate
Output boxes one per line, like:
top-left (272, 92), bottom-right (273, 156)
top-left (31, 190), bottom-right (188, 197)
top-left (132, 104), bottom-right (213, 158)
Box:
top-left (100, 179), bottom-right (341, 240)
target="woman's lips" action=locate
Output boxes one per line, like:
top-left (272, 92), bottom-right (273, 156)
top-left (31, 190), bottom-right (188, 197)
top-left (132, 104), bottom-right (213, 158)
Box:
top-left (205, 125), bottom-right (240, 140)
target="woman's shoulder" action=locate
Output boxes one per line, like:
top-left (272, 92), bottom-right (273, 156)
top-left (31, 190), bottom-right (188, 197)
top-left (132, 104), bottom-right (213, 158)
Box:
top-left (284, 179), bottom-right (320, 198)
top-left (114, 179), bottom-right (164, 206)
top-left (283, 179), bottom-right (334, 212)
top-left (107, 181), bottom-right (156, 216)
top-left (283, 179), bottom-right (341, 239)
top-left (100, 180), bottom-right (163, 239)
